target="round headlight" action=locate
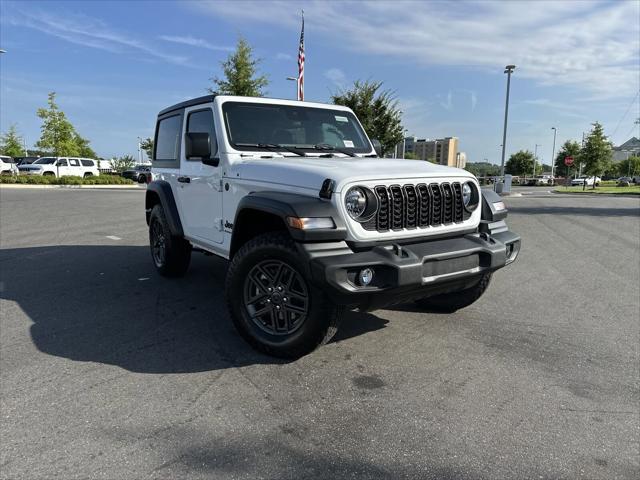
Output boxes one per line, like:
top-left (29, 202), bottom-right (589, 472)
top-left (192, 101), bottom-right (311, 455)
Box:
top-left (462, 182), bottom-right (472, 207)
top-left (345, 187), bottom-right (367, 219)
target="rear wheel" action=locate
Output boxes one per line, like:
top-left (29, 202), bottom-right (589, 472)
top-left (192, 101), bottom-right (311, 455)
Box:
top-left (148, 204), bottom-right (191, 277)
top-left (225, 232), bottom-right (342, 358)
top-left (414, 273), bottom-right (492, 313)
top-left (83, 172), bottom-right (93, 178)
top-left (43, 172), bottom-right (55, 176)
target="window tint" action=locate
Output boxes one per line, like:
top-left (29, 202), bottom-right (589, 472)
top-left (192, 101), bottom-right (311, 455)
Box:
top-left (155, 115), bottom-right (182, 161)
top-left (57, 159), bottom-right (68, 166)
top-left (81, 160), bottom-right (94, 166)
top-left (69, 159), bottom-right (80, 167)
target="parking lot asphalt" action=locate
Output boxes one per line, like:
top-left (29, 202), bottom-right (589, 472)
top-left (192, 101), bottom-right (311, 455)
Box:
top-left (1, 188), bottom-right (639, 479)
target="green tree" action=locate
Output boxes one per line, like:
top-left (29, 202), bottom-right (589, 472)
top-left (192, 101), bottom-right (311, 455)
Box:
top-left (140, 137), bottom-right (154, 159)
top-left (581, 122), bottom-right (612, 189)
top-left (110, 155), bottom-right (136, 174)
top-left (73, 133), bottom-right (96, 158)
top-left (332, 80), bottom-right (404, 155)
top-left (554, 140), bottom-right (581, 177)
top-left (465, 161), bottom-right (500, 177)
top-left (505, 150), bottom-right (535, 176)
top-left (618, 155), bottom-right (640, 177)
top-left (0, 124), bottom-right (24, 158)
top-left (208, 37), bottom-right (268, 96)
top-left (36, 92), bottom-right (80, 156)
top-left (403, 152), bottom-right (418, 160)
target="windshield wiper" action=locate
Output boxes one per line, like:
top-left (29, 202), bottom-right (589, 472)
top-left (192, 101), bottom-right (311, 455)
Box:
top-left (312, 143), bottom-right (356, 157)
top-left (235, 142), bottom-right (306, 157)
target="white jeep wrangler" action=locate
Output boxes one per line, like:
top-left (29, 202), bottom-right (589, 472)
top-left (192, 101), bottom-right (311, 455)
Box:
top-left (146, 95), bottom-right (520, 358)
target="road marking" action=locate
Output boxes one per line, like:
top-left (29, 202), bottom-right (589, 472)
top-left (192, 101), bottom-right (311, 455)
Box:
top-left (105, 235), bottom-right (121, 241)
top-left (138, 277), bottom-right (150, 281)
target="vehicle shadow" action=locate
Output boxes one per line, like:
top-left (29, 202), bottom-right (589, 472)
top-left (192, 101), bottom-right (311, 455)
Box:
top-left (0, 245), bottom-right (387, 374)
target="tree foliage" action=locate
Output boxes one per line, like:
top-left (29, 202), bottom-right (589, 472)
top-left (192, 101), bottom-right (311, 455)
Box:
top-left (208, 37), bottom-right (268, 97)
top-left (110, 155), bottom-right (136, 173)
top-left (581, 122), bottom-right (612, 188)
top-left (331, 80), bottom-right (404, 155)
top-left (465, 161), bottom-right (500, 177)
top-left (554, 140), bottom-right (581, 176)
top-left (140, 137), bottom-right (154, 159)
top-left (505, 150), bottom-right (535, 176)
top-left (617, 155), bottom-right (640, 177)
top-left (0, 124), bottom-right (24, 158)
top-left (35, 92), bottom-right (96, 157)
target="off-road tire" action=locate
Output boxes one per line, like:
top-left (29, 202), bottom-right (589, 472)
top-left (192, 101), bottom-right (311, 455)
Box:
top-left (148, 204), bottom-right (191, 277)
top-left (225, 232), bottom-right (342, 358)
top-left (414, 273), bottom-right (492, 313)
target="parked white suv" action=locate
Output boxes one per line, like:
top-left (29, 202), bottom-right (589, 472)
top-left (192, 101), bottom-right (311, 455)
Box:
top-left (18, 157), bottom-right (100, 177)
top-left (571, 175), bottom-right (601, 186)
top-left (0, 156), bottom-right (18, 175)
top-left (145, 95), bottom-right (520, 358)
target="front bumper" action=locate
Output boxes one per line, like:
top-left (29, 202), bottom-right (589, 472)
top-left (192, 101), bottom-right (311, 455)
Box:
top-left (301, 228), bottom-right (520, 309)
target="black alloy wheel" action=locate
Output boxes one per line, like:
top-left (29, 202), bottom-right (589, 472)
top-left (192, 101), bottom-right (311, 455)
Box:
top-left (243, 260), bottom-right (309, 335)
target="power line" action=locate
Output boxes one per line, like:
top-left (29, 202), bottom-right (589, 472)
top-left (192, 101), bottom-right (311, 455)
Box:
top-left (610, 90), bottom-right (640, 140)
top-left (621, 118), bottom-right (640, 141)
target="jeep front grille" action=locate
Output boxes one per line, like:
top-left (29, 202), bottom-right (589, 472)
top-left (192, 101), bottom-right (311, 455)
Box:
top-left (362, 182), bottom-right (465, 232)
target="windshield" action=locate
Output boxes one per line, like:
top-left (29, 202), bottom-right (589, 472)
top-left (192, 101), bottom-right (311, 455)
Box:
top-left (222, 102), bottom-right (372, 154)
top-left (34, 157), bottom-right (57, 165)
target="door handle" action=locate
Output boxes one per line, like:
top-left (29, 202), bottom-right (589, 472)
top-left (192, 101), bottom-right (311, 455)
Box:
top-left (177, 176), bottom-right (191, 183)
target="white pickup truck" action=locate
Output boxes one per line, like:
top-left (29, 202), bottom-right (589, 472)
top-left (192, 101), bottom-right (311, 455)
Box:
top-left (18, 157), bottom-right (100, 177)
top-left (145, 95), bottom-right (520, 358)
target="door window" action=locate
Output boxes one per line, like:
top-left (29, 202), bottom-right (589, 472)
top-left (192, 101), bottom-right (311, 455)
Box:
top-left (56, 159), bottom-right (68, 166)
top-left (154, 114), bottom-right (182, 166)
top-left (187, 109), bottom-right (217, 159)
top-left (69, 159), bottom-right (80, 167)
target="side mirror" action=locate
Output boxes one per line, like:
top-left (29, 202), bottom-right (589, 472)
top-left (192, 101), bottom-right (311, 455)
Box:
top-left (186, 132), bottom-right (211, 159)
top-left (371, 139), bottom-right (382, 157)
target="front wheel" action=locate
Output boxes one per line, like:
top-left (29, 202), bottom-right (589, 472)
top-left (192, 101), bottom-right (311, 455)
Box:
top-left (414, 273), bottom-right (492, 313)
top-left (225, 232), bottom-right (342, 358)
top-left (148, 204), bottom-right (191, 277)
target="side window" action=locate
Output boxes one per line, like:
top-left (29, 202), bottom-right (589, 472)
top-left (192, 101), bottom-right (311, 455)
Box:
top-left (81, 160), bottom-right (94, 167)
top-left (57, 159), bottom-right (68, 166)
top-left (154, 114), bottom-right (182, 167)
top-left (69, 159), bottom-right (80, 167)
top-left (186, 109), bottom-right (217, 160)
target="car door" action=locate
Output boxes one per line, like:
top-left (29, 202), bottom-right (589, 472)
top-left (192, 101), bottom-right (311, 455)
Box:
top-left (56, 158), bottom-right (72, 176)
top-left (174, 105), bottom-right (224, 244)
top-left (68, 158), bottom-right (83, 176)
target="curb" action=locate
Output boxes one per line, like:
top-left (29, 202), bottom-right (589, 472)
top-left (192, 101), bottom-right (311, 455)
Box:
top-left (0, 184), bottom-right (145, 190)
top-left (551, 190), bottom-right (640, 198)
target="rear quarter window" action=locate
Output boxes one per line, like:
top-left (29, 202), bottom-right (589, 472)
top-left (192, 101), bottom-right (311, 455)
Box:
top-left (81, 160), bottom-right (94, 166)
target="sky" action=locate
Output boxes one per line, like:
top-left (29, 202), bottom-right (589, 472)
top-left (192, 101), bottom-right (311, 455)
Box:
top-left (1, 0), bottom-right (639, 163)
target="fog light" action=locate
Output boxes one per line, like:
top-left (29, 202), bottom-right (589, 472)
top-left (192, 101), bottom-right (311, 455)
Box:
top-left (358, 268), bottom-right (374, 286)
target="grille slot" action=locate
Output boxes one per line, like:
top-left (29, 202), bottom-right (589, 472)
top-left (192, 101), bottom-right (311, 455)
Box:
top-left (364, 181), bottom-right (465, 232)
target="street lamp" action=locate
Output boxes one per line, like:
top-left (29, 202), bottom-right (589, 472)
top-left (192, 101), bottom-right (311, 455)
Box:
top-left (499, 65), bottom-right (516, 178)
top-left (286, 76), bottom-right (298, 100)
top-left (533, 143), bottom-right (542, 178)
top-left (136, 136), bottom-right (143, 164)
top-left (550, 127), bottom-right (557, 180)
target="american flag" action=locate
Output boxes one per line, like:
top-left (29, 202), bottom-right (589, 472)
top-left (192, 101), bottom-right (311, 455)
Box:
top-left (297, 12), bottom-right (304, 101)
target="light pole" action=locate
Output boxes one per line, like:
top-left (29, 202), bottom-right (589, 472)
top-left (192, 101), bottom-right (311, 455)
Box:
top-left (136, 137), bottom-right (143, 164)
top-left (499, 65), bottom-right (516, 178)
top-left (286, 76), bottom-right (298, 100)
top-left (533, 144), bottom-right (541, 178)
top-left (550, 127), bottom-right (557, 179)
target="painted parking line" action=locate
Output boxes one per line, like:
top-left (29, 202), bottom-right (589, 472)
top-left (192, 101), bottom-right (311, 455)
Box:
top-left (105, 235), bottom-right (122, 241)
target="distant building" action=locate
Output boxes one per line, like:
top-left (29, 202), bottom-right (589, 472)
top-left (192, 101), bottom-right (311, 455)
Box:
top-left (613, 137), bottom-right (640, 161)
top-left (390, 136), bottom-right (417, 158)
top-left (414, 137), bottom-right (464, 167)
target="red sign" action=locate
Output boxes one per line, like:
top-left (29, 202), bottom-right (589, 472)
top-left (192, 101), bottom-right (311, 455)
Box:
top-left (564, 156), bottom-right (574, 166)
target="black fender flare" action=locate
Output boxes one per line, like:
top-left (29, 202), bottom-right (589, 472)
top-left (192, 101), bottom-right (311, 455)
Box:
top-left (480, 188), bottom-right (508, 222)
top-left (145, 180), bottom-right (184, 237)
top-left (234, 191), bottom-right (348, 243)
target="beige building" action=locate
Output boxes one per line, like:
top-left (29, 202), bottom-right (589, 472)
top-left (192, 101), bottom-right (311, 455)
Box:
top-left (413, 137), bottom-right (465, 168)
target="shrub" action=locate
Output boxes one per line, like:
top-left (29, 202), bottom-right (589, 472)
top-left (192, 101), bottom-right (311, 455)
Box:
top-left (0, 174), bottom-right (135, 185)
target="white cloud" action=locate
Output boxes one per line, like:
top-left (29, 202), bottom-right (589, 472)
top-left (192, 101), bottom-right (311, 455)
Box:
top-left (439, 91), bottom-right (453, 111)
top-left (324, 68), bottom-right (347, 88)
top-left (8, 9), bottom-right (190, 65)
top-left (159, 35), bottom-right (233, 52)
top-left (193, 0), bottom-right (639, 99)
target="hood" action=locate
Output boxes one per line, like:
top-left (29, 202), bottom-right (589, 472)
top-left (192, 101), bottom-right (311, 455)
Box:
top-left (229, 156), bottom-right (474, 192)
